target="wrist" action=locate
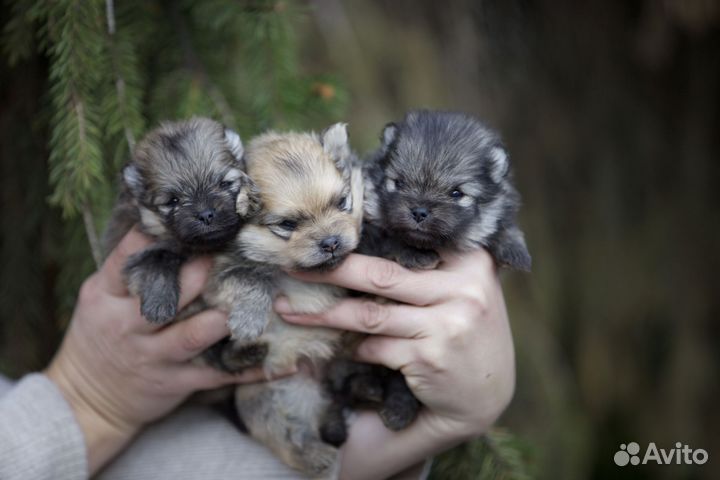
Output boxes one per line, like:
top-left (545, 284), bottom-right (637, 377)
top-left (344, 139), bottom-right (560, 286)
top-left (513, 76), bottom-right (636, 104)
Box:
top-left (46, 354), bottom-right (138, 474)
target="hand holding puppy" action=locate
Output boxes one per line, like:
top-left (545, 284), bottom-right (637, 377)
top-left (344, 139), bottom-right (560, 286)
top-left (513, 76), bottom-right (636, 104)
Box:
top-left (45, 229), bottom-right (278, 475)
top-left (276, 249), bottom-right (516, 479)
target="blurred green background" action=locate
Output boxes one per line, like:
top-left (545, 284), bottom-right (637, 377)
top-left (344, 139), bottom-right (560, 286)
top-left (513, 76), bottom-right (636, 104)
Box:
top-left (1, 1), bottom-right (718, 479)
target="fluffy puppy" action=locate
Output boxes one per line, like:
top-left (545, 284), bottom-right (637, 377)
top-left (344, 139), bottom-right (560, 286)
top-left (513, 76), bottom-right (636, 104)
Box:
top-left (363, 109), bottom-right (531, 271)
top-left (103, 117), bottom-right (259, 324)
top-left (331, 109), bottom-right (532, 432)
top-left (202, 124), bottom-right (364, 478)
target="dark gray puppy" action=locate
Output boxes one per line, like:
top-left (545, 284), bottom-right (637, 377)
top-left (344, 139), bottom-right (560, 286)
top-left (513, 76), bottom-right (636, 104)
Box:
top-left (103, 117), bottom-right (260, 324)
top-left (363, 109), bottom-right (531, 271)
top-left (332, 109), bottom-right (531, 432)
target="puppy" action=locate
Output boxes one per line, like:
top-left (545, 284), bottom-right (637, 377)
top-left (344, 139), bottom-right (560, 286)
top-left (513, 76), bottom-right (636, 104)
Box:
top-left (201, 124), bottom-right (364, 478)
top-left (363, 109), bottom-right (531, 271)
top-left (103, 117), bottom-right (259, 324)
top-left (330, 109), bottom-right (532, 432)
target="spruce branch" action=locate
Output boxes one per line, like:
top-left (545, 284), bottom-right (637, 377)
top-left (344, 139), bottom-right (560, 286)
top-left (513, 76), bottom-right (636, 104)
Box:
top-left (82, 202), bottom-right (102, 268)
top-left (429, 428), bottom-right (534, 480)
top-left (169, 2), bottom-right (236, 128)
top-left (104, 0), bottom-right (137, 151)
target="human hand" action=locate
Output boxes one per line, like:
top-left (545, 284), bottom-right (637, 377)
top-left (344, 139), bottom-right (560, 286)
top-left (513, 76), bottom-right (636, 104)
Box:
top-left (46, 229), bottom-right (279, 474)
top-left (274, 249), bottom-right (515, 478)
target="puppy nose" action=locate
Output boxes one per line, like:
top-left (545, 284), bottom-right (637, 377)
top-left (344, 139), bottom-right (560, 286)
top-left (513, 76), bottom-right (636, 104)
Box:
top-left (320, 236), bottom-right (341, 253)
top-left (197, 208), bottom-right (215, 225)
top-left (410, 207), bottom-right (429, 223)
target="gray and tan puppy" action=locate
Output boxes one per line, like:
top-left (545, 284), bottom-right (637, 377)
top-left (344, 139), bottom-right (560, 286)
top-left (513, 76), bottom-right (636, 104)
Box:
top-left (331, 109), bottom-right (532, 433)
top-left (103, 117), bottom-right (259, 324)
top-left (202, 124), bottom-right (364, 478)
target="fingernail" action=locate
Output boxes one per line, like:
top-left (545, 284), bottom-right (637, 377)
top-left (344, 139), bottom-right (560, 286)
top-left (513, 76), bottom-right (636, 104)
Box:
top-left (269, 365), bottom-right (298, 380)
top-left (280, 314), bottom-right (306, 324)
top-left (274, 296), bottom-right (294, 314)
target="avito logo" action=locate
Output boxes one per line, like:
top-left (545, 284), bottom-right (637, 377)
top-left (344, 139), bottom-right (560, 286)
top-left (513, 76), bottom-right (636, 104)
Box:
top-left (614, 442), bottom-right (708, 466)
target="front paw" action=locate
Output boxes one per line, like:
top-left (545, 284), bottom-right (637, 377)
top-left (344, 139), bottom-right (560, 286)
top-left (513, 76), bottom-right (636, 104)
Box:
top-left (379, 373), bottom-right (420, 431)
top-left (124, 249), bottom-right (183, 324)
top-left (228, 305), bottom-right (268, 341)
top-left (126, 265), bottom-right (179, 324)
top-left (379, 396), bottom-right (419, 431)
top-left (396, 248), bottom-right (440, 270)
top-left (281, 429), bottom-right (340, 478)
top-left (347, 373), bottom-right (384, 403)
top-left (207, 341), bottom-right (269, 373)
top-left (140, 292), bottom-right (178, 324)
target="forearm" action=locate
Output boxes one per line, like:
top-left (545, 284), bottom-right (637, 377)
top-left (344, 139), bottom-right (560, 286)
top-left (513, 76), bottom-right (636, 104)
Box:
top-left (340, 410), bottom-right (471, 480)
top-left (0, 374), bottom-right (88, 480)
top-left (46, 348), bottom-right (138, 475)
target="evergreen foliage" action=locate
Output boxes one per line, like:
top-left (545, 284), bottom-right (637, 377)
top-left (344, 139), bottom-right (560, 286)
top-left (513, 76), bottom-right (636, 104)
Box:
top-left (430, 429), bottom-right (535, 480)
top-left (0, 0), bottom-right (347, 373)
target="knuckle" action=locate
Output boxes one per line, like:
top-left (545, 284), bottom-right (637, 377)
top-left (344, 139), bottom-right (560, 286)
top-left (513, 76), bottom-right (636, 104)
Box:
top-left (420, 344), bottom-right (446, 372)
top-left (458, 286), bottom-right (488, 313)
top-left (359, 338), bottom-right (386, 360)
top-left (78, 276), bottom-right (100, 304)
top-left (368, 260), bottom-right (403, 290)
top-left (359, 301), bottom-right (387, 332)
top-left (180, 324), bottom-right (207, 353)
top-left (445, 315), bottom-right (473, 343)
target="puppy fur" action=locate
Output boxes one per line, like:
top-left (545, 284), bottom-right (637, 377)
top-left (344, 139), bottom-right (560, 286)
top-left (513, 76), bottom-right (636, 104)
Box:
top-left (200, 124), bottom-right (364, 478)
top-left (103, 117), bottom-right (259, 324)
top-left (363, 109), bottom-right (531, 271)
top-left (335, 110), bottom-right (532, 432)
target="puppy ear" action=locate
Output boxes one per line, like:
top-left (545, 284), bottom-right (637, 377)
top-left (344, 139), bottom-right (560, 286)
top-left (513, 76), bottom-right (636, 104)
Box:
top-left (362, 162), bottom-right (383, 222)
top-left (487, 146), bottom-right (510, 183)
top-left (122, 164), bottom-right (144, 197)
top-left (235, 173), bottom-right (262, 218)
top-left (489, 226), bottom-right (532, 272)
top-left (321, 122), bottom-right (351, 176)
top-left (379, 122), bottom-right (398, 155)
top-left (224, 128), bottom-right (244, 165)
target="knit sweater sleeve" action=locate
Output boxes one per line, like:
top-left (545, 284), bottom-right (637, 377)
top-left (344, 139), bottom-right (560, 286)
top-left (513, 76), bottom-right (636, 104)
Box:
top-left (0, 373), bottom-right (88, 480)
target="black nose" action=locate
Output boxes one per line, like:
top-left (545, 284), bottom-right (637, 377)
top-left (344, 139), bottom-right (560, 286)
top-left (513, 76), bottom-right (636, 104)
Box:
top-left (410, 207), bottom-right (429, 223)
top-left (320, 236), bottom-right (341, 253)
top-left (197, 208), bottom-right (215, 225)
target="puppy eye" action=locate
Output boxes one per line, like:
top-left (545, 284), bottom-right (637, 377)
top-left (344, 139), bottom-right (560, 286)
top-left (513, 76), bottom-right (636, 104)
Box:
top-left (450, 189), bottom-right (464, 198)
top-left (278, 220), bottom-right (297, 231)
top-left (166, 197), bottom-right (180, 207)
top-left (219, 180), bottom-right (232, 189)
top-left (394, 178), bottom-right (404, 189)
top-left (337, 196), bottom-right (348, 210)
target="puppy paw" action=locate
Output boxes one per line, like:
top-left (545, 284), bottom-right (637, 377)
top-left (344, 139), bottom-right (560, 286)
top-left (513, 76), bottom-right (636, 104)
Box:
top-left (129, 269), bottom-right (179, 324)
top-left (319, 420), bottom-right (347, 448)
top-left (221, 342), bottom-right (269, 372)
top-left (319, 403), bottom-right (348, 447)
top-left (124, 249), bottom-right (182, 324)
top-left (286, 433), bottom-right (340, 479)
top-left (348, 373), bottom-right (384, 403)
top-left (379, 392), bottom-right (420, 431)
top-left (139, 293), bottom-right (178, 324)
top-left (228, 304), bottom-right (268, 341)
top-left (397, 248), bottom-right (440, 270)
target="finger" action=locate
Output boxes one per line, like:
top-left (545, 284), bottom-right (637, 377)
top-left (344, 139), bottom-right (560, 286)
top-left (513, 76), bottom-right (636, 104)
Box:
top-left (287, 254), bottom-right (450, 305)
top-left (157, 309), bottom-right (230, 361)
top-left (177, 256), bottom-right (213, 310)
top-left (353, 336), bottom-right (415, 371)
top-left (99, 228), bottom-right (153, 297)
top-left (276, 297), bottom-right (428, 339)
top-left (438, 247), bottom-right (496, 275)
top-left (178, 365), bottom-right (297, 391)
